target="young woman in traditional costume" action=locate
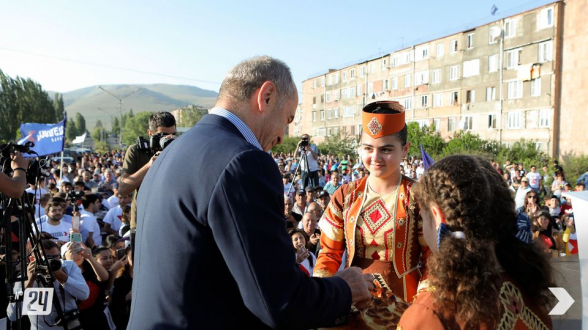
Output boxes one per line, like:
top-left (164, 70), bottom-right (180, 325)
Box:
top-left (314, 101), bottom-right (430, 327)
top-left (398, 155), bottom-right (554, 329)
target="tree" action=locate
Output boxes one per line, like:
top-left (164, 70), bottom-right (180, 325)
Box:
top-left (75, 112), bottom-right (86, 134)
top-left (271, 136), bottom-right (301, 155)
top-left (177, 106), bottom-right (207, 127)
top-left (406, 122), bottom-right (446, 158)
top-left (92, 126), bottom-right (108, 142)
top-left (317, 134), bottom-right (359, 158)
top-left (66, 119), bottom-right (79, 141)
top-left (95, 119), bottom-right (103, 128)
top-left (53, 93), bottom-right (65, 122)
top-left (122, 111), bottom-right (152, 146)
top-left (112, 117), bottom-right (120, 136)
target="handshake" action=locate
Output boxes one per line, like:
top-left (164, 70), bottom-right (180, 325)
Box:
top-left (334, 267), bottom-right (375, 306)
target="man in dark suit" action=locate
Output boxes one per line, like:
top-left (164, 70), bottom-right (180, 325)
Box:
top-left (128, 56), bottom-right (374, 329)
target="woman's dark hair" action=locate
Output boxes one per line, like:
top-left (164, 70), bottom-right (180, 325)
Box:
top-left (92, 245), bottom-right (111, 257)
top-left (413, 155), bottom-right (555, 327)
top-left (523, 190), bottom-right (540, 210)
top-left (105, 235), bottom-right (120, 249)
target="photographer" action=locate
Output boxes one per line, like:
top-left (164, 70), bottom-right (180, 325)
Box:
top-left (0, 150), bottom-right (29, 198)
top-left (7, 240), bottom-right (90, 330)
top-left (118, 112), bottom-right (176, 250)
top-left (295, 134), bottom-right (319, 190)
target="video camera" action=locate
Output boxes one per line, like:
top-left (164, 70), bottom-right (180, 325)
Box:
top-left (0, 141), bottom-right (49, 185)
top-left (136, 132), bottom-right (176, 153)
top-left (300, 137), bottom-right (309, 148)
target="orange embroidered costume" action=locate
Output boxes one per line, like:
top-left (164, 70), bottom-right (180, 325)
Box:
top-left (314, 101), bottom-right (430, 307)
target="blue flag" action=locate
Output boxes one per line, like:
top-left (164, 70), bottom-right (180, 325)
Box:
top-left (18, 119), bottom-right (66, 156)
top-left (420, 144), bottom-right (435, 170)
top-left (491, 4), bottom-right (498, 15)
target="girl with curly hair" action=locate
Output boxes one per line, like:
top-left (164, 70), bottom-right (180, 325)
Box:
top-left (398, 155), bottom-right (555, 329)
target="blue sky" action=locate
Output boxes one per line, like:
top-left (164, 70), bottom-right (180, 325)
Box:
top-left (0, 0), bottom-right (555, 94)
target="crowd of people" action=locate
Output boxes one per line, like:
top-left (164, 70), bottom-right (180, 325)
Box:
top-left (1, 55), bottom-right (586, 329)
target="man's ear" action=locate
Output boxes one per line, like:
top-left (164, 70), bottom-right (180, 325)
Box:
top-left (257, 81), bottom-right (277, 112)
top-left (147, 129), bottom-right (152, 136)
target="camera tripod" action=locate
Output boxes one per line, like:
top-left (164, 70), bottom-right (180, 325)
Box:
top-left (286, 145), bottom-right (313, 197)
top-left (1, 147), bottom-right (72, 330)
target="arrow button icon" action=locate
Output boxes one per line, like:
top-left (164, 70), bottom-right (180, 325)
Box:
top-left (548, 287), bottom-right (574, 315)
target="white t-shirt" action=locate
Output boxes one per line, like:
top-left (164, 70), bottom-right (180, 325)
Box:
top-left (526, 172), bottom-right (542, 189)
top-left (103, 206), bottom-right (123, 232)
top-left (299, 145), bottom-right (319, 172)
top-left (35, 221), bottom-right (72, 242)
top-left (81, 210), bottom-right (102, 246)
top-left (25, 188), bottom-right (47, 203)
top-left (107, 195), bottom-right (119, 209)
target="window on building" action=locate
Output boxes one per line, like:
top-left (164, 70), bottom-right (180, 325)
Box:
top-left (326, 93), bottom-right (331, 102)
top-left (360, 66), bottom-right (365, 77)
top-left (486, 87), bottom-right (496, 101)
top-left (405, 74), bottom-right (412, 87)
top-left (507, 112), bottom-right (522, 129)
top-left (350, 69), bottom-right (356, 79)
top-left (538, 41), bottom-right (553, 62)
top-left (321, 77), bottom-right (325, 87)
top-left (466, 90), bottom-right (475, 104)
top-left (342, 106), bottom-right (356, 117)
top-left (327, 108), bottom-right (332, 119)
top-left (489, 26), bottom-right (501, 44)
top-left (320, 94), bottom-right (324, 103)
top-left (382, 58), bottom-right (388, 70)
top-left (357, 84), bottom-right (363, 96)
top-left (433, 93), bottom-right (442, 107)
top-left (334, 90), bottom-right (340, 101)
top-left (312, 111), bottom-right (317, 122)
top-left (467, 33), bottom-right (475, 50)
top-left (463, 59), bottom-right (480, 77)
top-left (535, 142), bottom-right (543, 151)
top-left (350, 86), bottom-right (356, 98)
top-left (370, 62), bottom-right (376, 73)
top-left (450, 65), bottom-right (460, 81)
top-left (448, 118), bottom-right (456, 132)
top-left (416, 46), bottom-right (429, 61)
top-left (488, 54), bottom-right (499, 72)
top-left (437, 43), bottom-right (444, 57)
top-left (341, 88), bottom-right (348, 99)
top-left (531, 78), bottom-right (541, 97)
top-left (451, 91), bottom-right (459, 105)
top-left (404, 52), bottom-right (412, 64)
top-left (415, 70), bottom-right (429, 85)
top-left (327, 75), bottom-right (333, 86)
top-left (421, 95), bottom-right (428, 108)
top-left (392, 77), bottom-right (398, 90)
top-left (384, 79), bottom-right (390, 91)
top-left (464, 116), bottom-right (474, 130)
top-left (432, 69), bottom-right (441, 83)
top-left (402, 97), bottom-right (413, 110)
top-left (539, 109), bottom-right (551, 127)
top-left (313, 80), bottom-right (318, 89)
top-left (391, 56), bottom-right (399, 67)
top-left (368, 82), bottom-right (374, 95)
top-left (342, 71), bottom-right (347, 82)
top-left (451, 40), bottom-right (458, 53)
top-left (433, 118), bottom-right (440, 132)
top-left (334, 72), bottom-right (339, 83)
top-left (327, 128), bottom-right (332, 136)
top-left (507, 81), bottom-right (523, 99)
top-left (320, 110), bottom-right (325, 121)
top-left (317, 128), bottom-right (326, 136)
top-left (334, 108), bottom-right (339, 118)
top-left (488, 114), bottom-right (497, 129)
top-left (350, 125), bottom-right (355, 136)
top-left (506, 49), bottom-right (522, 68)
top-left (505, 19), bottom-right (516, 38)
top-left (538, 7), bottom-right (554, 30)
top-left (334, 127), bottom-right (339, 136)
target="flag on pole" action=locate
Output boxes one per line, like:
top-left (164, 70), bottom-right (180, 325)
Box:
top-left (18, 119), bottom-right (66, 156)
top-left (491, 4), bottom-right (498, 15)
top-left (420, 144), bottom-right (435, 170)
top-left (71, 132), bottom-right (87, 144)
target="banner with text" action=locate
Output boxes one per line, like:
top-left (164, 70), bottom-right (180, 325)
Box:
top-left (18, 119), bottom-right (66, 156)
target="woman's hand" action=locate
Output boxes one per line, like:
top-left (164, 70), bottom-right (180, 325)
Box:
top-left (296, 247), bottom-right (310, 264)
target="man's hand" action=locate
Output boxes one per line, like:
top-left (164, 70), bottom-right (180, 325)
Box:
top-left (53, 268), bottom-right (68, 284)
top-left (335, 267), bottom-right (374, 304)
top-left (11, 151), bottom-right (29, 170)
top-left (309, 233), bottom-right (320, 245)
top-left (148, 152), bottom-right (161, 166)
top-left (295, 247), bottom-right (310, 264)
top-left (25, 260), bottom-right (37, 288)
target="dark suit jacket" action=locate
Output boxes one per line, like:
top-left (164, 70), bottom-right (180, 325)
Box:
top-left (128, 114), bottom-right (351, 329)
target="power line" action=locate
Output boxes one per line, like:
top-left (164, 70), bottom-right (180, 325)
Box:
top-left (0, 46), bottom-right (222, 85)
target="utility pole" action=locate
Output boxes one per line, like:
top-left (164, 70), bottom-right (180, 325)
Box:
top-left (98, 86), bottom-right (140, 149)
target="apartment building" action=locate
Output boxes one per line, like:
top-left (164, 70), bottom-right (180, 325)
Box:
top-left (300, 0), bottom-right (586, 157)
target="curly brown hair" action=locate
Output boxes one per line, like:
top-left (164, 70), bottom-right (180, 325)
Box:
top-left (413, 155), bottom-right (555, 327)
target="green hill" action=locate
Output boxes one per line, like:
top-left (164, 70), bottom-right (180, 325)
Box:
top-left (54, 84), bottom-right (218, 129)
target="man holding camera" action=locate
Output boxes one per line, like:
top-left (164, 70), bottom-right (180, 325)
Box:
top-left (118, 111), bottom-right (176, 251)
top-left (295, 134), bottom-right (319, 190)
top-left (0, 151), bottom-right (29, 198)
top-left (7, 240), bottom-right (89, 330)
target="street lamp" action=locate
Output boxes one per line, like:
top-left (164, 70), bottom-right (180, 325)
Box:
top-left (97, 107), bottom-right (114, 145)
top-left (98, 86), bottom-right (140, 150)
